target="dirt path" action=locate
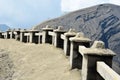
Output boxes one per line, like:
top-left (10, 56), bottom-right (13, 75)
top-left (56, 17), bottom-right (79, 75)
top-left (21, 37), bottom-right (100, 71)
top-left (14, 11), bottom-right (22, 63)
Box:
top-left (0, 39), bottom-right (81, 80)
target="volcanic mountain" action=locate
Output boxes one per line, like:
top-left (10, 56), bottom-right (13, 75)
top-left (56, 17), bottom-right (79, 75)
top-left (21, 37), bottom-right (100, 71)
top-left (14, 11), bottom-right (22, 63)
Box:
top-left (33, 4), bottom-right (120, 73)
top-left (0, 24), bottom-right (10, 32)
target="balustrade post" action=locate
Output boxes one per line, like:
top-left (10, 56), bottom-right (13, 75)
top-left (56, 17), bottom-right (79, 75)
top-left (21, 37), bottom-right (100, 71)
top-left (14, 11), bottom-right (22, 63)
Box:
top-left (14, 28), bottom-right (21, 41)
top-left (5, 28), bottom-right (11, 39)
top-left (42, 25), bottom-right (53, 44)
top-left (61, 28), bottom-right (77, 56)
top-left (79, 41), bottom-right (116, 80)
top-left (35, 32), bottom-right (42, 44)
top-left (0, 31), bottom-right (4, 38)
top-left (69, 32), bottom-right (91, 69)
top-left (20, 29), bottom-right (28, 42)
top-left (54, 26), bottom-right (66, 48)
top-left (9, 29), bottom-right (15, 39)
top-left (28, 30), bottom-right (39, 43)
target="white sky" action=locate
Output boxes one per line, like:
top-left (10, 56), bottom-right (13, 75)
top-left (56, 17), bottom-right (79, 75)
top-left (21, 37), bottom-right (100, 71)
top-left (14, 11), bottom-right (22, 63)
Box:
top-left (0, 0), bottom-right (61, 28)
top-left (61, 0), bottom-right (120, 12)
top-left (0, 0), bottom-right (120, 28)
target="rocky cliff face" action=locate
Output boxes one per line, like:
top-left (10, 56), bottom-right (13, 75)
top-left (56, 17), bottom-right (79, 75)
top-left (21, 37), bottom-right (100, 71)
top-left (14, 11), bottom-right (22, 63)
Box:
top-left (34, 4), bottom-right (120, 67)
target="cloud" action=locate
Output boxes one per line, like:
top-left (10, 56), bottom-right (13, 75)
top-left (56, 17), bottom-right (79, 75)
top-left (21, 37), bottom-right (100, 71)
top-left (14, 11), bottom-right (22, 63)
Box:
top-left (0, 0), bottom-right (57, 28)
top-left (61, 0), bottom-right (109, 12)
top-left (109, 0), bottom-right (120, 5)
top-left (0, 0), bottom-right (48, 22)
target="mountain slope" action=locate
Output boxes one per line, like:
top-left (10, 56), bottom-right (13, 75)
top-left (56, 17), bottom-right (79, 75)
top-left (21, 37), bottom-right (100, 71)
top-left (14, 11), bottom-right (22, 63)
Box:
top-left (0, 24), bottom-right (10, 32)
top-left (34, 4), bottom-right (120, 71)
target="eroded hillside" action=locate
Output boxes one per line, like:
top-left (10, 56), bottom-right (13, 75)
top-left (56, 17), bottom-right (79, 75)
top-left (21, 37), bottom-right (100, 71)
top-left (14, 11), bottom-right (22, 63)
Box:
top-left (33, 4), bottom-right (120, 67)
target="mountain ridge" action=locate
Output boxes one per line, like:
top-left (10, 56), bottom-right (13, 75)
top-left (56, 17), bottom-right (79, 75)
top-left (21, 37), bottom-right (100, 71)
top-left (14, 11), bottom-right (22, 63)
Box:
top-left (33, 3), bottom-right (120, 73)
top-left (0, 24), bottom-right (10, 32)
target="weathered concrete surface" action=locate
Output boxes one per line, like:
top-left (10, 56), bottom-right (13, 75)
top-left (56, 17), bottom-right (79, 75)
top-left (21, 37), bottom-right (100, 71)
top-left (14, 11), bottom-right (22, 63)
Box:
top-left (0, 32), bottom-right (4, 38)
top-left (97, 62), bottom-right (120, 80)
top-left (2, 32), bottom-right (7, 39)
top-left (13, 29), bottom-right (21, 41)
top-left (24, 33), bottom-right (30, 43)
top-left (48, 31), bottom-right (55, 45)
top-left (35, 32), bottom-right (42, 44)
top-left (9, 30), bottom-right (15, 39)
top-left (69, 32), bottom-right (91, 69)
top-left (42, 25), bottom-right (53, 44)
top-left (53, 26), bottom-right (66, 48)
top-left (0, 39), bottom-right (81, 80)
top-left (24, 30), bottom-right (40, 43)
top-left (79, 41), bottom-right (115, 80)
top-left (61, 28), bottom-right (77, 56)
top-left (20, 30), bottom-right (28, 42)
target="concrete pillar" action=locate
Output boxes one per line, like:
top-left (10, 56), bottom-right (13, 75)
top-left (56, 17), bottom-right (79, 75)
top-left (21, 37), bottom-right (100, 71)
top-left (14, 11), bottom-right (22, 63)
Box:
top-left (54, 26), bottom-right (66, 48)
top-left (9, 32), bottom-right (13, 39)
top-left (24, 33), bottom-right (30, 43)
top-left (28, 30), bottom-right (39, 43)
top-left (42, 25), bottom-right (53, 44)
top-left (48, 31), bottom-right (55, 45)
top-left (29, 32), bottom-right (32, 43)
top-left (69, 32), bottom-right (91, 69)
top-left (13, 28), bottom-right (21, 41)
top-left (5, 28), bottom-right (11, 39)
top-left (35, 32), bottom-right (43, 44)
top-left (79, 41), bottom-right (116, 80)
top-left (7, 32), bottom-right (10, 39)
top-left (0, 32), bottom-right (4, 38)
top-left (2, 32), bottom-right (6, 39)
top-left (20, 29), bottom-right (27, 42)
top-left (61, 28), bottom-right (77, 56)
top-left (9, 29), bottom-right (15, 39)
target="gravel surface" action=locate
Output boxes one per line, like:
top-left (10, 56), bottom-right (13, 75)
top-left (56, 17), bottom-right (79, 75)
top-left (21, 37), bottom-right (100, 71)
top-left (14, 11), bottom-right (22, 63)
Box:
top-left (0, 39), bottom-right (81, 80)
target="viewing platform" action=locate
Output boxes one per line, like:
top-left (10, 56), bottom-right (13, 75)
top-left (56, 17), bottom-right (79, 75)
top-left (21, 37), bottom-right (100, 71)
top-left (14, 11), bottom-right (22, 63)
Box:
top-left (0, 39), bottom-right (81, 80)
top-left (0, 25), bottom-right (120, 80)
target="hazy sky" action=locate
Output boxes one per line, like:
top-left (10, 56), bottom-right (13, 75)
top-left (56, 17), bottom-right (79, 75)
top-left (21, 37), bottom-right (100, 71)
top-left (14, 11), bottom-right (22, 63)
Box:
top-left (0, 0), bottom-right (120, 29)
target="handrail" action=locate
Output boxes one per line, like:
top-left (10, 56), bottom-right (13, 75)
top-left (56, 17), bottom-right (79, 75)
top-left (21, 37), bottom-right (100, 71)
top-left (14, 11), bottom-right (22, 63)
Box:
top-left (48, 31), bottom-right (55, 36)
top-left (61, 34), bottom-right (65, 40)
top-left (97, 61), bottom-right (120, 80)
top-left (0, 27), bottom-right (120, 80)
top-left (35, 32), bottom-right (43, 36)
top-left (24, 33), bottom-right (30, 36)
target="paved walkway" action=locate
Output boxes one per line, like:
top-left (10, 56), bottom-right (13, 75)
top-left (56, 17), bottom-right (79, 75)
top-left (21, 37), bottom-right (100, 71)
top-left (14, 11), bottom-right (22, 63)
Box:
top-left (0, 39), bottom-right (81, 80)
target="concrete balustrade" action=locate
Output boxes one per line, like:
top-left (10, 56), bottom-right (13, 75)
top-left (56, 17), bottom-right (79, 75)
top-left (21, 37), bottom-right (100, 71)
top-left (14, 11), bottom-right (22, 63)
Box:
top-left (24, 30), bottom-right (40, 43)
top-left (0, 31), bottom-right (4, 38)
top-left (24, 33), bottom-right (30, 43)
top-left (35, 32), bottom-right (43, 44)
top-left (61, 28), bottom-right (77, 56)
top-left (79, 41), bottom-right (116, 80)
top-left (3, 28), bottom-right (11, 39)
top-left (69, 32), bottom-right (91, 69)
top-left (9, 29), bottom-right (15, 39)
top-left (42, 25), bottom-right (53, 44)
top-left (53, 26), bottom-right (66, 48)
top-left (20, 29), bottom-right (28, 42)
top-left (46, 26), bottom-right (66, 48)
top-left (48, 31), bottom-right (55, 45)
top-left (97, 61), bottom-right (120, 80)
top-left (0, 26), bottom-right (119, 80)
top-left (13, 28), bottom-right (21, 41)
top-left (2, 32), bottom-right (7, 39)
